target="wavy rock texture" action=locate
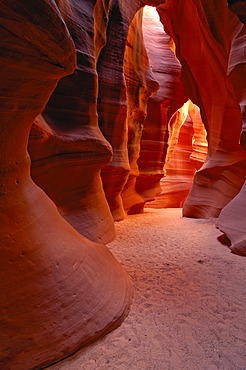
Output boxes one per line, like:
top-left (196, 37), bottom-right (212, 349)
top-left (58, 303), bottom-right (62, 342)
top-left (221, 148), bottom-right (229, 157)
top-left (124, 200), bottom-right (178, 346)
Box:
top-left (216, 182), bottom-right (246, 257)
top-left (130, 6), bottom-right (188, 213)
top-left (229, 1), bottom-right (246, 25)
top-left (228, 19), bottom-right (246, 149)
top-left (97, 1), bottom-right (166, 221)
top-left (121, 8), bottom-right (159, 215)
top-left (157, 0), bottom-right (246, 218)
top-left (147, 101), bottom-right (207, 208)
top-left (28, 0), bottom-right (116, 244)
top-left (0, 2), bottom-right (133, 369)
top-left (216, 13), bottom-right (246, 256)
top-left (97, 0), bottom-right (143, 221)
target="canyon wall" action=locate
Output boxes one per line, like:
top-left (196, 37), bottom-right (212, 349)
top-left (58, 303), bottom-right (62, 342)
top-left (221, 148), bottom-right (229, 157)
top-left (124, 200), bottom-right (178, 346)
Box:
top-left (147, 101), bottom-right (207, 208)
top-left (216, 4), bottom-right (246, 256)
top-left (0, 1), bottom-right (133, 369)
top-left (131, 6), bottom-right (188, 213)
top-left (121, 7), bottom-right (160, 215)
top-left (1, 1), bottom-right (246, 369)
top-left (28, 0), bottom-right (116, 244)
top-left (157, 0), bottom-right (246, 219)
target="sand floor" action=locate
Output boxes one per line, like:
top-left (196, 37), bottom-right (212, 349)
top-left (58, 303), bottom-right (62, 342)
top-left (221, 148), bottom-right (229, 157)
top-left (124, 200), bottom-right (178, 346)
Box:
top-left (49, 208), bottom-right (246, 370)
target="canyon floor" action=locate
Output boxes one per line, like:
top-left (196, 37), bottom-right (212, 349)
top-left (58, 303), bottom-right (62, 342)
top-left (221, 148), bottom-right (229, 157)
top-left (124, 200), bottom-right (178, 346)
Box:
top-left (49, 208), bottom-right (246, 370)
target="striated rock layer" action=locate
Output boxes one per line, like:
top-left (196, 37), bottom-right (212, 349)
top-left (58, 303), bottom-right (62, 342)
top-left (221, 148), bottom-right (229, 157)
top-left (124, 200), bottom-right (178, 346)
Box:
top-left (97, 1), bottom-right (166, 221)
top-left (216, 182), bottom-right (246, 257)
top-left (121, 7), bottom-right (159, 215)
top-left (216, 10), bottom-right (246, 256)
top-left (0, 2), bottom-right (133, 369)
top-left (28, 0), bottom-right (116, 244)
top-left (158, 0), bottom-right (246, 218)
top-left (147, 101), bottom-right (207, 208)
top-left (134, 6), bottom-right (188, 213)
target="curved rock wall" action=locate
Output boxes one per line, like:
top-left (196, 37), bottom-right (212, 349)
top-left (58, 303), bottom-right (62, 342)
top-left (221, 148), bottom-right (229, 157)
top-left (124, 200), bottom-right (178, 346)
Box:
top-left (1, 2), bottom-right (246, 369)
top-left (157, 0), bottom-right (246, 219)
top-left (28, 0), bottom-right (116, 244)
top-left (147, 101), bottom-right (207, 208)
top-left (121, 7), bottom-right (159, 215)
top-left (216, 9), bottom-right (246, 256)
top-left (0, 2), bottom-right (133, 369)
top-left (97, 1), bottom-right (169, 220)
top-left (126, 5), bottom-right (188, 213)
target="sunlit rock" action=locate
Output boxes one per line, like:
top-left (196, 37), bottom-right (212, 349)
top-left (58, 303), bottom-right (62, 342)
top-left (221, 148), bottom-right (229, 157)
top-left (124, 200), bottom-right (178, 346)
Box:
top-left (97, 1), bottom-right (166, 220)
top-left (157, 0), bottom-right (246, 218)
top-left (121, 7), bottom-right (159, 215)
top-left (124, 5), bottom-right (188, 214)
top-left (147, 101), bottom-right (207, 208)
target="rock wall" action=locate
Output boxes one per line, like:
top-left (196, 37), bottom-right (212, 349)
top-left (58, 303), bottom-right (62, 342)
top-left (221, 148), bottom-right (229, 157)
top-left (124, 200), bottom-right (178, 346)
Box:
top-left (121, 7), bottom-right (159, 215)
top-left (0, 2), bottom-right (133, 369)
top-left (97, 1), bottom-right (163, 220)
top-left (157, 0), bottom-right (246, 219)
top-left (28, 0), bottom-right (116, 244)
top-left (124, 5), bottom-right (188, 214)
top-left (147, 101), bottom-right (207, 208)
top-left (1, 1), bottom-right (246, 369)
top-left (216, 7), bottom-right (246, 256)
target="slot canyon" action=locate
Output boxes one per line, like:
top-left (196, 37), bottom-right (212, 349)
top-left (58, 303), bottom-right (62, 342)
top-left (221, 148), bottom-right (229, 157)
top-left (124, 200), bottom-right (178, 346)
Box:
top-left (0, 1), bottom-right (246, 369)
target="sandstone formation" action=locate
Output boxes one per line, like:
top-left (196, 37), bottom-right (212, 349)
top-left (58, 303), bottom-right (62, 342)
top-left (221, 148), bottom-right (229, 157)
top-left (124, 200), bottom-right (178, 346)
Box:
top-left (97, 0), bottom-right (144, 221)
top-left (216, 182), bottom-right (246, 257)
top-left (97, 1), bottom-right (167, 221)
top-left (147, 101), bottom-right (207, 208)
top-left (216, 6), bottom-right (246, 257)
top-left (122, 6), bottom-right (188, 214)
top-left (121, 7), bottom-right (159, 215)
top-left (28, 0), bottom-right (116, 244)
top-left (157, 1), bottom-right (246, 219)
top-left (229, 1), bottom-right (246, 25)
top-left (0, 2), bottom-right (133, 369)
top-left (2, 2), bottom-right (246, 370)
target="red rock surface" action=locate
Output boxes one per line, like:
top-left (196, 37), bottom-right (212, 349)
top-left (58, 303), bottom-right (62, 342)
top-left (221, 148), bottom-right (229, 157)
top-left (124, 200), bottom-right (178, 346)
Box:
top-left (217, 182), bottom-right (246, 257)
top-left (157, 0), bottom-right (246, 218)
top-left (147, 101), bottom-right (207, 208)
top-left (123, 6), bottom-right (188, 214)
top-left (1, 2), bottom-right (246, 369)
top-left (28, 0), bottom-right (115, 244)
top-left (229, 1), bottom-right (246, 25)
top-left (121, 8), bottom-right (159, 215)
top-left (97, 1), bottom-right (145, 221)
top-left (0, 2), bottom-right (133, 369)
top-left (216, 11), bottom-right (246, 256)
top-left (97, 2), bottom-right (170, 220)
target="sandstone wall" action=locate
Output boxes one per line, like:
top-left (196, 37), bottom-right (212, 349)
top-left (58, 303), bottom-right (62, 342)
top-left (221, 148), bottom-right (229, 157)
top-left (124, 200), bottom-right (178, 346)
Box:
top-left (28, 0), bottom-right (116, 244)
top-left (157, 0), bottom-right (246, 219)
top-left (1, 2), bottom-right (246, 369)
top-left (147, 101), bottom-right (207, 208)
top-left (216, 6), bottom-right (246, 256)
top-left (0, 2), bottom-right (133, 369)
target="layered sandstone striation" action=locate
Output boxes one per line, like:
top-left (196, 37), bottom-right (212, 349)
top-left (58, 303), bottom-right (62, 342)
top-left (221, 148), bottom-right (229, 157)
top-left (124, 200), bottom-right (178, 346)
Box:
top-left (28, 0), bottom-right (116, 244)
top-left (2, 2), bottom-right (246, 370)
top-left (147, 101), bottom-right (207, 208)
top-left (97, 1), bottom-right (145, 221)
top-left (0, 2), bottom-right (133, 369)
top-left (124, 6), bottom-right (188, 214)
top-left (157, 0), bottom-right (246, 219)
top-left (216, 9), bottom-right (246, 256)
top-left (121, 7), bottom-right (159, 215)
top-left (217, 182), bottom-right (246, 257)
top-left (97, 1), bottom-right (169, 220)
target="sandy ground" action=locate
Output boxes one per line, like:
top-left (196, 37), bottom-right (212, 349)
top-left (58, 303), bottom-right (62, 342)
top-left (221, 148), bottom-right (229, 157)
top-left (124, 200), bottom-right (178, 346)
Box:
top-left (49, 208), bottom-right (246, 370)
